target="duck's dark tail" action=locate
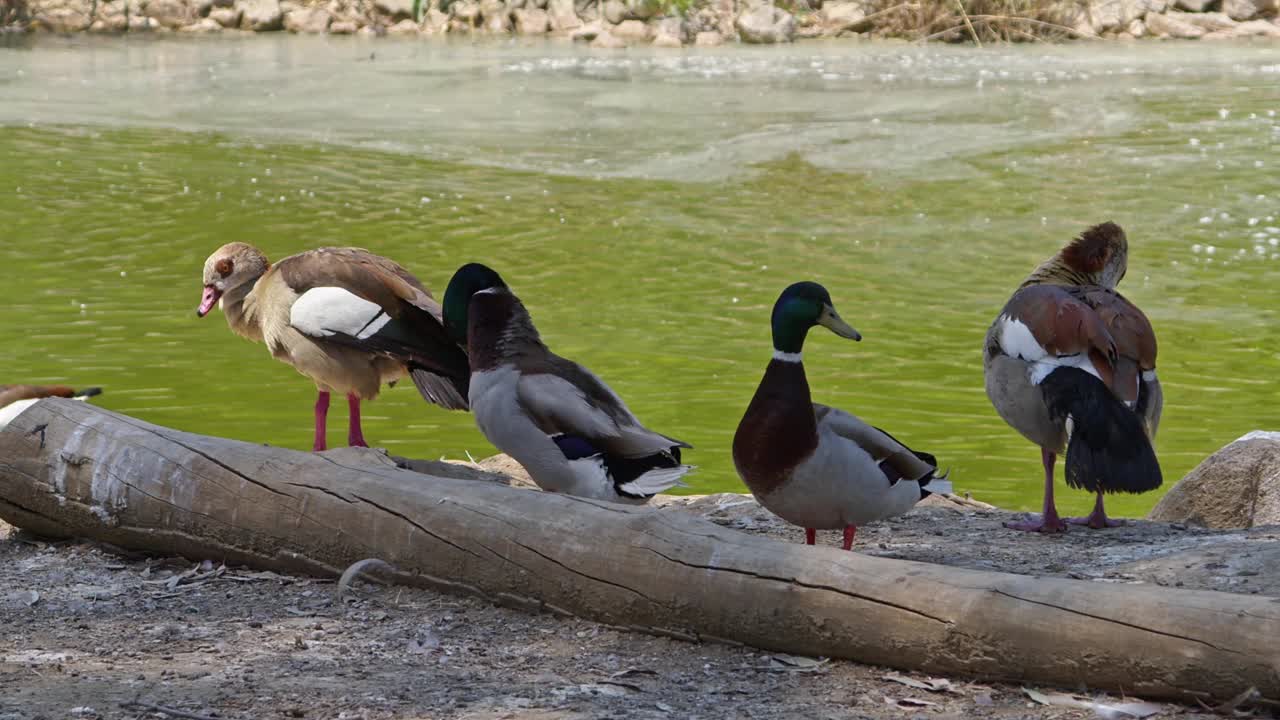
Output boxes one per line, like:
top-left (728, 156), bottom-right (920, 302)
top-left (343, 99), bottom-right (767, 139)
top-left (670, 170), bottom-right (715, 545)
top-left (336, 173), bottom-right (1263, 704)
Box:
top-left (1039, 366), bottom-right (1162, 494)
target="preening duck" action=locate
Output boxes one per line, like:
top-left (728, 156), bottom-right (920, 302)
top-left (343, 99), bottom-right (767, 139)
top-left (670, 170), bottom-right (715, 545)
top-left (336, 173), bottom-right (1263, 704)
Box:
top-left (442, 263), bottom-right (692, 504)
top-left (197, 244), bottom-right (470, 452)
top-left (984, 222), bottom-right (1162, 532)
top-left (732, 282), bottom-right (951, 550)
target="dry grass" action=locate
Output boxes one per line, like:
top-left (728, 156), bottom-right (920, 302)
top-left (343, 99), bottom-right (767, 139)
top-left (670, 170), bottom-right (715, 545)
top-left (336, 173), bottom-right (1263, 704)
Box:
top-left (863, 0), bottom-right (1095, 42)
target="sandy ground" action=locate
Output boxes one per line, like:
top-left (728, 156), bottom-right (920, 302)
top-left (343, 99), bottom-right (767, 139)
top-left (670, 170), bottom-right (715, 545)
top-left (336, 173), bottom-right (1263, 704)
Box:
top-left (3, 458), bottom-right (1279, 720)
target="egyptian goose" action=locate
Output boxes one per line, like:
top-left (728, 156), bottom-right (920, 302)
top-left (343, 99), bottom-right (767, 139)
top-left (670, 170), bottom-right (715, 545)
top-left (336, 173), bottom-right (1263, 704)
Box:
top-left (0, 385), bottom-right (102, 430)
top-left (984, 222), bottom-right (1162, 532)
top-left (441, 263), bottom-right (692, 504)
top-left (732, 282), bottom-right (950, 550)
top-left (197, 244), bottom-right (469, 451)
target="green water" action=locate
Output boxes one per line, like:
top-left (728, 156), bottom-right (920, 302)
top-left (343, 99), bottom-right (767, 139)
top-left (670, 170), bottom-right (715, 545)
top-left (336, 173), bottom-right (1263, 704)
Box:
top-left (2, 37), bottom-right (1279, 516)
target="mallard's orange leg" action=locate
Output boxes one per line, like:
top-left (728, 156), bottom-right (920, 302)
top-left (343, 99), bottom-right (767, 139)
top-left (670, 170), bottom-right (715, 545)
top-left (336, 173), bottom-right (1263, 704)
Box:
top-left (842, 525), bottom-right (857, 550)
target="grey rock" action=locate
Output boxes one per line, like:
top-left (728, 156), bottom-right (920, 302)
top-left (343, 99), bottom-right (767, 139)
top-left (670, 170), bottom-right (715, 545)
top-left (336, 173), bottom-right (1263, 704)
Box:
top-left (819, 0), bottom-right (866, 32)
top-left (33, 0), bottom-right (92, 31)
top-left (208, 5), bottom-right (242, 25)
top-left (734, 4), bottom-right (793, 42)
top-left (601, 0), bottom-right (624, 22)
top-left (283, 4), bottom-right (329, 30)
top-left (1148, 432), bottom-right (1280, 529)
top-left (237, 0), bottom-right (282, 29)
top-left (653, 14), bottom-right (685, 40)
top-left (651, 29), bottom-right (681, 44)
top-left (546, 0), bottom-right (580, 31)
top-left (195, 0), bottom-right (233, 16)
top-left (423, 5), bottom-right (448, 30)
top-left (479, 0), bottom-right (509, 31)
top-left (90, 1), bottom-right (129, 31)
top-left (569, 17), bottom-right (601, 38)
top-left (1143, 8), bottom-right (1206, 34)
top-left (144, 0), bottom-right (192, 25)
top-left (1178, 9), bottom-right (1238, 27)
top-left (328, 17), bottom-right (358, 30)
top-left (589, 27), bottom-right (625, 44)
top-left (386, 15), bottom-right (419, 31)
top-left (625, 0), bottom-right (659, 18)
top-left (1222, 0), bottom-right (1276, 19)
top-left (450, 0), bottom-right (479, 23)
top-left (513, 6), bottom-right (548, 31)
top-left (1086, 0), bottom-right (1126, 31)
top-left (1235, 17), bottom-right (1280, 35)
top-left (693, 27), bottom-right (722, 43)
top-left (691, 6), bottom-right (717, 30)
top-left (373, 0), bottom-right (413, 18)
top-left (179, 15), bottom-right (223, 29)
top-left (612, 16), bottom-right (647, 38)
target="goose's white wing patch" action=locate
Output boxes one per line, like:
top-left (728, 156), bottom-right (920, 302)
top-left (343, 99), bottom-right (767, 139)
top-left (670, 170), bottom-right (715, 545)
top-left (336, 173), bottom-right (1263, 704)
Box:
top-left (997, 316), bottom-right (1048, 362)
top-left (517, 373), bottom-right (622, 439)
top-left (290, 286), bottom-right (389, 340)
top-left (998, 315), bottom-right (1102, 385)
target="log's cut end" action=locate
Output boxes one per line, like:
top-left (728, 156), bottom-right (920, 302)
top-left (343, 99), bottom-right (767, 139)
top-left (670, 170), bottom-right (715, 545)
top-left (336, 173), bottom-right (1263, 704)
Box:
top-left (1, 398), bottom-right (1279, 704)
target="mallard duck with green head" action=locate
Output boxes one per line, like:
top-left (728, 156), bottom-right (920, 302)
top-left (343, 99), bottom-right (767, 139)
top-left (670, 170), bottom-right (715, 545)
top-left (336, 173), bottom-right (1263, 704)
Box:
top-left (443, 263), bottom-right (693, 504)
top-left (732, 282), bottom-right (951, 549)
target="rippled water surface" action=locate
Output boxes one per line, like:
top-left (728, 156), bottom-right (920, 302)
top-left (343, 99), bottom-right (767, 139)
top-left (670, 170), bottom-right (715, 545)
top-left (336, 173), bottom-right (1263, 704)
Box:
top-left (2, 36), bottom-right (1279, 515)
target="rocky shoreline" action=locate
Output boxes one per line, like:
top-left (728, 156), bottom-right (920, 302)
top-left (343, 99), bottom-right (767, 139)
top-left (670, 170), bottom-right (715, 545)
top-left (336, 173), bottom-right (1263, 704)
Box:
top-left (3, 0), bottom-right (1279, 45)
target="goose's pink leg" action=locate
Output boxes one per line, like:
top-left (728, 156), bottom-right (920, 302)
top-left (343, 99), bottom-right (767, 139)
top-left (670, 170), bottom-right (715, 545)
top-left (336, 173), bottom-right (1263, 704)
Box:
top-left (1067, 491), bottom-right (1124, 529)
top-left (1004, 448), bottom-right (1068, 533)
top-left (805, 528), bottom-right (816, 546)
top-left (347, 393), bottom-right (368, 448)
top-left (842, 525), bottom-right (857, 550)
top-left (313, 391), bottom-right (330, 452)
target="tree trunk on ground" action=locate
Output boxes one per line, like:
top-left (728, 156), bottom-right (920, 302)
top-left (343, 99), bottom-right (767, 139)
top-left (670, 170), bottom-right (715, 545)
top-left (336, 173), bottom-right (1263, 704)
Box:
top-left (0, 399), bottom-right (1277, 702)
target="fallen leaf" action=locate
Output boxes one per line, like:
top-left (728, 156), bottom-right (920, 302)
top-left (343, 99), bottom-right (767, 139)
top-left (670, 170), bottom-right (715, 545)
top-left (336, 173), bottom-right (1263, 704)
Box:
top-left (883, 673), bottom-right (955, 693)
top-left (655, 702), bottom-right (674, 713)
top-left (766, 654), bottom-right (829, 672)
top-left (884, 673), bottom-right (934, 691)
top-left (1093, 701), bottom-right (1164, 719)
top-left (1023, 688), bottom-right (1166, 718)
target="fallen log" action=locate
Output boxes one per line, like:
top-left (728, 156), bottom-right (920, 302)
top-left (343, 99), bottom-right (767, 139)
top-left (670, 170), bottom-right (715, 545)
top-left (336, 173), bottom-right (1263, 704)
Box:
top-left (0, 399), bottom-right (1276, 702)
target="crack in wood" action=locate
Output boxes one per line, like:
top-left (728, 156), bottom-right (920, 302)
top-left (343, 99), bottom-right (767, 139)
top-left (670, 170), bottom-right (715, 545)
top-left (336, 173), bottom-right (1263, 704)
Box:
top-left (984, 588), bottom-right (1243, 655)
top-left (285, 482), bottom-right (356, 504)
top-left (640, 545), bottom-right (954, 626)
top-left (161, 437), bottom-right (294, 500)
top-left (349, 492), bottom-right (489, 563)
top-left (511, 538), bottom-right (667, 609)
